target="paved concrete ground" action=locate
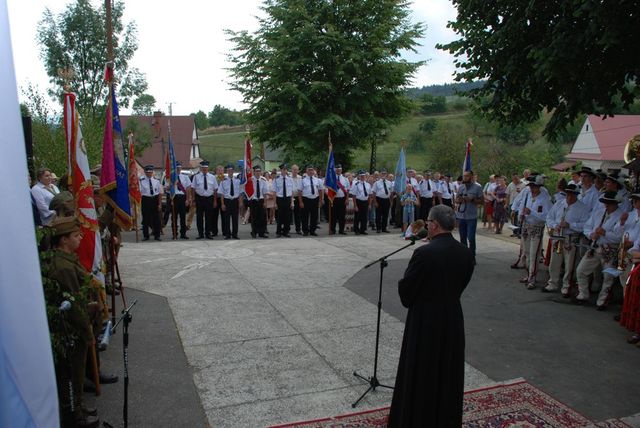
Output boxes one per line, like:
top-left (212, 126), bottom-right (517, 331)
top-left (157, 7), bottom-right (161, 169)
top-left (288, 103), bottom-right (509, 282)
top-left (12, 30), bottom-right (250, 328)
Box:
top-left (95, 221), bottom-right (640, 426)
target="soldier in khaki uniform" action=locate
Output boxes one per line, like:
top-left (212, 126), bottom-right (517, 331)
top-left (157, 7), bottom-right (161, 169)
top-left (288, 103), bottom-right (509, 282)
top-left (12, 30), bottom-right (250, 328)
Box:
top-left (47, 216), bottom-right (100, 427)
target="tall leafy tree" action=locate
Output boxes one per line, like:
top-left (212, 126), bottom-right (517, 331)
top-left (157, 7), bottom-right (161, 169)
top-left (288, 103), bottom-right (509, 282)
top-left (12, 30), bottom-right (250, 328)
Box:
top-left (194, 110), bottom-right (209, 130)
top-left (439, 0), bottom-right (640, 138)
top-left (227, 0), bottom-right (425, 165)
top-left (37, 0), bottom-right (147, 117)
top-left (132, 94), bottom-right (157, 115)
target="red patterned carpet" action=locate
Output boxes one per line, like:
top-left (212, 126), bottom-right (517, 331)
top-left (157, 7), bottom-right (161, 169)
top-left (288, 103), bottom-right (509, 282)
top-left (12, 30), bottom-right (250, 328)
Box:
top-left (269, 380), bottom-right (631, 428)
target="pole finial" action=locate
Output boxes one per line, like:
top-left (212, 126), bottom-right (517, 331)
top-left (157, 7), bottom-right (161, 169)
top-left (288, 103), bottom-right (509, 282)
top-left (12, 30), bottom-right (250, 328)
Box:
top-left (58, 67), bottom-right (75, 92)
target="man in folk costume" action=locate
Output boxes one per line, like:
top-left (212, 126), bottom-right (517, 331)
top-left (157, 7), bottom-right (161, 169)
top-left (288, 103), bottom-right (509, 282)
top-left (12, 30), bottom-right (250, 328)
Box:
top-left (575, 191), bottom-right (624, 308)
top-left (578, 166), bottom-right (600, 213)
top-left (604, 173), bottom-right (632, 212)
top-left (613, 193), bottom-right (640, 291)
top-left (544, 184), bottom-right (591, 295)
top-left (139, 165), bottom-right (163, 241)
top-left (372, 168), bottom-right (393, 233)
top-left (350, 170), bottom-right (372, 235)
top-left (247, 165), bottom-right (268, 238)
top-left (388, 205), bottom-right (474, 427)
top-left (519, 174), bottom-right (553, 289)
top-left (331, 164), bottom-right (350, 235)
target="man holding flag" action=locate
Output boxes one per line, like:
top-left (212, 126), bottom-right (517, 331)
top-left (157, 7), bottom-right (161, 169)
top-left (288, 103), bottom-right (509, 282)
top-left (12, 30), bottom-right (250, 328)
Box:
top-left (330, 164), bottom-right (350, 235)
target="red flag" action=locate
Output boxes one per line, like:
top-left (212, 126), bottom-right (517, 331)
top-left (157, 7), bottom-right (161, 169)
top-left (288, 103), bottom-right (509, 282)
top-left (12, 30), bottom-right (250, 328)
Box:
top-left (128, 133), bottom-right (141, 207)
top-left (243, 138), bottom-right (254, 198)
top-left (165, 149), bottom-right (171, 186)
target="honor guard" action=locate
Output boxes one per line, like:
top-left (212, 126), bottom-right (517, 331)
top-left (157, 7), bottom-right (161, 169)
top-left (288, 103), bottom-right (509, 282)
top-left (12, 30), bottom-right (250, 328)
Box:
top-left (139, 165), bottom-right (163, 241)
top-left (220, 164), bottom-right (242, 239)
top-left (274, 163), bottom-right (294, 237)
top-left (330, 164), bottom-right (350, 235)
top-left (372, 168), bottom-right (392, 233)
top-left (191, 161), bottom-right (218, 239)
top-left (247, 165), bottom-right (268, 238)
top-left (299, 164), bottom-right (324, 236)
top-left (351, 170), bottom-right (372, 235)
top-left (544, 184), bottom-right (590, 294)
top-left (417, 170), bottom-right (434, 221)
top-left (171, 162), bottom-right (192, 239)
top-left (575, 191), bottom-right (624, 307)
top-left (519, 175), bottom-right (553, 289)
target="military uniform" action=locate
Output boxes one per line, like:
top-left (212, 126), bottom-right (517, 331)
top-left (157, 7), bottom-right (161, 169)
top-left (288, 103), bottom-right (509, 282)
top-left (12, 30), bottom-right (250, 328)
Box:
top-left (351, 172), bottom-right (372, 235)
top-left (219, 166), bottom-right (242, 239)
top-left (299, 169), bottom-right (323, 236)
top-left (274, 165), bottom-right (294, 237)
top-left (139, 166), bottom-right (162, 241)
top-left (331, 171), bottom-right (350, 235)
top-left (247, 169), bottom-right (268, 238)
top-left (372, 173), bottom-right (392, 233)
top-left (417, 174), bottom-right (435, 220)
top-left (191, 162), bottom-right (218, 239)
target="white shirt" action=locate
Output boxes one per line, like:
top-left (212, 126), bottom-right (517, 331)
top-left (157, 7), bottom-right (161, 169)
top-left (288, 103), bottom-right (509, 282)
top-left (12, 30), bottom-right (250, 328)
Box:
top-left (522, 190), bottom-right (553, 225)
top-left (174, 173), bottom-right (192, 196)
top-left (31, 182), bottom-right (59, 225)
top-left (614, 209), bottom-right (640, 247)
top-left (546, 199), bottom-right (590, 235)
top-left (439, 180), bottom-right (454, 200)
top-left (584, 206), bottom-right (624, 246)
top-left (335, 174), bottom-right (350, 198)
top-left (417, 178), bottom-right (435, 197)
top-left (372, 178), bottom-right (393, 199)
top-left (350, 179), bottom-right (372, 201)
top-left (219, 176), bottom-right (242, 199)
top-left (139, 175), bottom-right (162, 197)
top-left (246, 176), bottom-right (267, 200)
top-left (273, 174), bottom-right (294, 198)
top-left (192, 172), bottom-right (218, 197)
top-left (578, 185), bottom-right (600, 213)
top-left (300, 175), bottom-right (323, 198)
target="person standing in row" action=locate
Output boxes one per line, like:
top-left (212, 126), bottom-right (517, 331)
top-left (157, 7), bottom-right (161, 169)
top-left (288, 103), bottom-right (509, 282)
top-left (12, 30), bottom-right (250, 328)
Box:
top-left (372, 168), bottom-right (392, 233)
top-left (439, 173), bottom-right (455, 208)
top-left (172, 162), bottom-right (192, 239)
top-left (455, 170), bottom-right (484, 264)
top-left (291, 164), bottom-right (303, 234)
top-left (418, 170), bottom-right (434, 221)
top-left (351, 170), bottom-right (372, 235)
top-left (299, 165), bottom-right (323, 236)
top-left (191, 161), bottom-right (218, 239)
top-left (139, 164), bottom-right (162, 241)
top-left (330, 164), bottom-right (350, 235)
top-left (220, 164), bottom-right (242, 239)
top-left (247, 165), bottom-right (268, 238)
top-left (274, 163), bottom-right (294, 237)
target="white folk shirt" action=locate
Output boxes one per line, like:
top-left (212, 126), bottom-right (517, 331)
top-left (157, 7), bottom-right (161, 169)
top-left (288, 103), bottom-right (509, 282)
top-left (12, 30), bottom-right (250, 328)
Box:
top-left (335, 174), bottom-right (350, 198)
top-left (31, 182), bottom-right (60, 225)
top-left (139, 176), bottom-right (163, 197)
top-left (192, 172), bottom-right (217, 197)
top-left (372, 178), bottom-right (393, 199)
top-left (522, 190), bottom-right (552, 226)
top-left (273, 174), bottom-right (294, 198)
top-left (350, 179), bottom-right (372, 201)
top-left (618, 188), bottom-right (632, 212)
top-left (417, 178), bottom-right (435, 198)
top-left (546, 199), bottom-right (590, 235)
top-left (300, 175), bottom-right (323, 199)
top-left (219, 176), bottom-right (242, 199)
top-left (614, 209), bottom-right (640, 246)
top-left (246, 177), bottom-right (267, 200)
top-left (578, 185), bottom-right (600, 213)
top-left (583, 206), bottom-right (624, 246)
top-left (174, 173), bottom-right (192, 196)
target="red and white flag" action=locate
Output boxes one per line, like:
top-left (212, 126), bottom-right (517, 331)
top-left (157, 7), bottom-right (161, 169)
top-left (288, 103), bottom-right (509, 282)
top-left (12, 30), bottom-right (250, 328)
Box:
top-left (243, 137), bottom-right (254, 198)
top-left (63, 92), bottom-right (103, 283)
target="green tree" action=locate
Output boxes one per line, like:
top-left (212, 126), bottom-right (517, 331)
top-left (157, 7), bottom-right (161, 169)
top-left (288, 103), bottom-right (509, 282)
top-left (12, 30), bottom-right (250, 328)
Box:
top-left (208, 104), bottom-right (244, 127)
top-left (131, 94), bottom-right (156, 116)
top-left (194, 110), bottom-right (209, 130)
top-left (419, 93), bottom-right (447, 115)
top-left (122, 117), bottom-right (153, 152)
top-left (227, 0), bottom-right (425, 164)
top-left (438, 0), bottom-right (640, 138)
top-left (37, 0), bottom-right (147, 117)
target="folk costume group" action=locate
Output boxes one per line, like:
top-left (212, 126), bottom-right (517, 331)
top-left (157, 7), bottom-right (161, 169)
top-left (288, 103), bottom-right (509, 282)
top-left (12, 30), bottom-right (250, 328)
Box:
top-left (509, 166), bottom-right (640, 348)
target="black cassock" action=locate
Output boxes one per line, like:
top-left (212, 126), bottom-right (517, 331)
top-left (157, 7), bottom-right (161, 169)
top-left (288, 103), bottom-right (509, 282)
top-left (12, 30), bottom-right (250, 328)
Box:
top-left (388, 233), bottom-right (474, 427)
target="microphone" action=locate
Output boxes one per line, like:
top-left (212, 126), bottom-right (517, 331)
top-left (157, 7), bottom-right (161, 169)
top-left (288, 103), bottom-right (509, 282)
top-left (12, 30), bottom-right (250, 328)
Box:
top-left (59, 301), bottom-right (71, 312)
top-left (98, 320), bottom-right (113, 351)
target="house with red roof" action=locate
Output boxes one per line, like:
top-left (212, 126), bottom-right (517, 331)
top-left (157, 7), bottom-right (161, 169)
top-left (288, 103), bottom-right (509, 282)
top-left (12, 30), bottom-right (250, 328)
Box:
top-left (567, 115), bottom-right (640, 173)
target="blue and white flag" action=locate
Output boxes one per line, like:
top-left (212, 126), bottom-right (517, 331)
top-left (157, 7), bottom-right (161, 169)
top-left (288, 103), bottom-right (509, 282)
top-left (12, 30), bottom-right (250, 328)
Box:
top-left (394, 147), bottom-right (406, 194)
top-left (1, 1), bottom-right (59, 425)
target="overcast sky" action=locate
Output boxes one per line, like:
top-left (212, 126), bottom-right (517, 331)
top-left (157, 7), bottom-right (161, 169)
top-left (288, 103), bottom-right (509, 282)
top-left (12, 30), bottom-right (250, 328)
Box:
top-left (7, 0), bottom-right (459, 116)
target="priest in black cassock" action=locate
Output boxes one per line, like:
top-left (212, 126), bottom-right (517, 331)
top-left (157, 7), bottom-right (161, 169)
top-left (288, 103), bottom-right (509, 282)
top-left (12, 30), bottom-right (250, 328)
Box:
top-left (388, 204), bottom-right (475, 427)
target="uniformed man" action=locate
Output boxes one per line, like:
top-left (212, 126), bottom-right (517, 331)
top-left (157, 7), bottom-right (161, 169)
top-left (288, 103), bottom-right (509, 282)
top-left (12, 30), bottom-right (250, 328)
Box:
top-left (47, 216), bottom-right (100, 427)
top-left (171, 162), bottom-right (192, 239)
top-left (213, 165), bottom-right (226, 236)
top-left (139, 165), bottom-right (162, 241)
top-left (440, 173), bottom-right (455, 208)
top-left (220, 164), bottom-right (242, 239)
top-left (372, 168), bottom-right (392, 233)
top-left (519, 174), bottom-right (553, 289)
top-left (330, 164), bottom-right (351, 235)
top-left (274, 163), bottom-right (294, 237)
top-left (575, 191), bottom-right (624, 308)
top-left (417, 170), bottom-right (434, 220)
top-left (291, 164), bottom-right (303, 234)
top-left (191, 161), bottom-right (217, 239)
top-left (247, 165), bottom-right (268, 238)
top-left (299, 165), bottom-right (323, 236)
top-left (351, 170), bottom-right (372, 235)
top-left (544, 184), bottom-right (591, 294)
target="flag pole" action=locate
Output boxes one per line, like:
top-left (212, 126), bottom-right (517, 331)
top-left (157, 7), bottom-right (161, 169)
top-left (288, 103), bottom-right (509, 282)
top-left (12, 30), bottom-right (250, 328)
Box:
top-left (168, 105), bottom-right (177, 240)
top-left (129, 132), bottom-right (140, 243)
top-left (327, 132), bottom-right (334, 234)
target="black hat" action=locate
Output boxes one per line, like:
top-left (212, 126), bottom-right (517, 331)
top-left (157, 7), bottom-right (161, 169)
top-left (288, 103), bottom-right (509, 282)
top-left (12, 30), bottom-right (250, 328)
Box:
top-left (335, 164), bottom-right (342, 169)
top-left (176, 161), bottom-right (182, 167)
top-left (596, 171), bottom-right (607, 180)
top-left (225, 163), bottom-right (234, 170)
top-left (200, 160), bottom-right (210, 167)
top-left (444, 172), bottom-right (452, 178)
top-left (144, 164), bottom-right (154, 172)
top-left (564, 184), bottom-right (581, 194)
top-left (253, 165), bottom-right (262, 171)
top-left (580, 166), bottom-right (596, 177)
top-left (358, 169), bottom-right (366, 175)
top-left (305, 164), bottom-right (315, 170)
top-left (279, 163), bottom-right (288, 170)
top-left (605, 174), bottom-right (624, 188)
top-left (380, 168), bottom-right (388, 173)
top-left (630, 193), bottom-right (640, 200)
top-left (599, 190), bottom-right (621, 204)
top-left (423, 170), bottom-right (432, 175)
top-left (527, 174), bottom-right (544, 186)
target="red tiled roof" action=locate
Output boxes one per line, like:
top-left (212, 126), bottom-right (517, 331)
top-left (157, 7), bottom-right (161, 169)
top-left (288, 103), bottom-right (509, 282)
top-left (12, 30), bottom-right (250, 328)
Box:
top-left (120, 114), bottom-right (198, 167)
top-left (586, 115), bottom-right (640, 161)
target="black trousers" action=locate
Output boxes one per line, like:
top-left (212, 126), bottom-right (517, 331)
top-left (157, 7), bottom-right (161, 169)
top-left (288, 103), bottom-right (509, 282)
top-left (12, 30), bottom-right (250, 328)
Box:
top-left (442, 198), bottom-right (453, 208)
top-left (222, 198), bottom-right (239, 237)
top-left (249, 199), bottom-right (267, 237)
top-left (331, 197), bottom-right (346, 233)
top-left (293, 198), bottom-right (302, 232)
top-left (195, 194), bottom-right (214, 237)
top-left (355, 199), bottom-right (369, 234)
top-left (419, 196), bottom-right (433, 221)
top-left (141, 195), bottom-right (161, 238)
top-left (277, 197), bottom-right (292, 235)
top-left (212, 197), bottom-right (221, 236)
top-left (302, 197), bottom-right (319, 233)
top-left (375, 197), bottom-right (390, 231)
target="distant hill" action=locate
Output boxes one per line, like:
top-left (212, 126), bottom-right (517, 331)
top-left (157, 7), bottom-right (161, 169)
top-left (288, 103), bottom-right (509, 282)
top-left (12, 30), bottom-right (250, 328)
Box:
top-left (405, 81), bottom-right (485, 99)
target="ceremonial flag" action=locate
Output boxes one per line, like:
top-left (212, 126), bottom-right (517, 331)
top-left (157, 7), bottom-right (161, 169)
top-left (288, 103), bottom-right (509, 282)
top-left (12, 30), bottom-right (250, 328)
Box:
top-left (242, 137), bottom-right (254, 198)
top-left (462, 138), bottom-right (473, 175)
top-left (63, 92), bottom-right (103, 283)
top-left (100, 71), bottom-right (132, 230)
top-left (1, 1), bottom-right (59, 423)
top-left (394, 147), bottom-right (406, 194)
top-left (165, 136), bottom-right (178, 196)
top-left (128, 133), bottom-right (141, 207)
top-left (324, 145), bottom-right (338, 203)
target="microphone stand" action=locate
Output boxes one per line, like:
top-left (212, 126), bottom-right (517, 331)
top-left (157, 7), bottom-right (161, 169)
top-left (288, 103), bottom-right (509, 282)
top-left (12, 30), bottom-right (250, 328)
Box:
top-left (112, 299), bottom-right (138, 428)
top-left (352, 240), bottom-right (416, 408)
